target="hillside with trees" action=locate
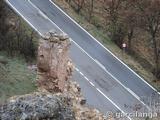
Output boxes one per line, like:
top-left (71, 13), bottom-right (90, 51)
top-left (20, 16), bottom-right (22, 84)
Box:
top-left (55, 0), bottom-right (160, 86)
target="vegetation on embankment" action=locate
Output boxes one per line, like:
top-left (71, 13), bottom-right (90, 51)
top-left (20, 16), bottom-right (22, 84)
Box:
top-left (0, 0), bottom-right (38, 102)
top-left (0, 52), bottom-right (37, 103)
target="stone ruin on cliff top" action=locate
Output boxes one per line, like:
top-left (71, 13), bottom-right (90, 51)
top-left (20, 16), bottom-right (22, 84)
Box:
top-left (37, 32), bottom-right (73, 93)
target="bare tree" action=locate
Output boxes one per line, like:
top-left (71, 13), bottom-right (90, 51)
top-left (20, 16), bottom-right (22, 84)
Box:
top-left (88, 0), bottom-right (94, 21)
top-left (136, 0), bottom-right (160, 78)
top-left (0, 0), bottom-right (10, 50)
top-left (103, 0), bottom-right (125, 47)
top-left (121, 0), bottom-right (138, 52)
top-left (70, 0), bottom-right (85, 13)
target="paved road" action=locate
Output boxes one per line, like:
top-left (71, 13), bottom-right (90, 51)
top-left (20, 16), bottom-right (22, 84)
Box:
top-left (6, 0), bottom-right (159, 119)
top-left (29, 0), bottom-right (159, 97)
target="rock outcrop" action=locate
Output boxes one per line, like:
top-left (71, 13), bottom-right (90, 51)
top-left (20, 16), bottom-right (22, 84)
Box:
top-left (0, 92), bottom-right (75, 120)
top-left (0, 86), bottom-right (106, 120)
top-left (37, 32), bottom-right (73, 92)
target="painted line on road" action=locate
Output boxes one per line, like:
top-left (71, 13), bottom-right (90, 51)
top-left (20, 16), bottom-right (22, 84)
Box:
top-left (89, 81), bottom-right (95, 87)
top-left (75, 68), bottom-right (94, 86)
top-left (29, 0), bottom-right (48, 20)
top-left (79, 71), bottom-right (84, 76)
top-left (29, 0), bottom-right (151, 111)
top-left (29, 0), bottom-right (62, 34)
top-left (95, 59), bottom-right (106, 71)
top-left (96, 88), bottom-right (132, 120)
top-left (75, 67), bottom-right (79, 72)
top-left (75, 67), bottom-right (131, 120)
top-left (77, 38), bottom-right (151, 110)
top-left (84, 76), bottom-right (89, 81)
top-left (70, 38), bottom-right (151, 110)
top-left (48, 0), bottom-right (158, 93)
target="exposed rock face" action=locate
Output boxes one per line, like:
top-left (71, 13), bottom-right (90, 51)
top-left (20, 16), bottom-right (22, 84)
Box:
top-left (37, 32), bottom-right (73, 92)
top-left (0, 92), bottom-right (75, 120)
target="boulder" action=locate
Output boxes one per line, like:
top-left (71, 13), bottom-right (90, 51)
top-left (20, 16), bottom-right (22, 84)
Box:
top-left (0, 92), bottom-right (75, 120)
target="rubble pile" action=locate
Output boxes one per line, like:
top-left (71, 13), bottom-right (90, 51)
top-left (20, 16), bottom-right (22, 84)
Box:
top-left (0, 92), bottom-right (75, 120)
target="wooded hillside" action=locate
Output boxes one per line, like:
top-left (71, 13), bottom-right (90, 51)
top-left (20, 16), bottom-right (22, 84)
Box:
top-left (66, 0), bottom-right (160, 80)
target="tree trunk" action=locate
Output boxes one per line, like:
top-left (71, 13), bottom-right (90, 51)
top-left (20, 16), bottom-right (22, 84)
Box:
top-left (128, 28), bottom-right (134, 52)
top-left (88, 0), bottom-right (94, 22)
top-left (152, 35), bottom-right (159, 78)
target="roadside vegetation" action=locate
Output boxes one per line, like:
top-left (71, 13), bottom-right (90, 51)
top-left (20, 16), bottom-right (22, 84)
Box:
top-left (53, 0), bottom-right (160, 91)
top-left (0, 52), bottom-right (37, 103)
top-left (0, 0), bottom-right (38, 102)
top-left (0, 0), bottom-right (38, 61)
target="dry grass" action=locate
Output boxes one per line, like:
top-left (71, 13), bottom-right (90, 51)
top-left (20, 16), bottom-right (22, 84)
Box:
top-left (0, 52), bottom-right (37, 103)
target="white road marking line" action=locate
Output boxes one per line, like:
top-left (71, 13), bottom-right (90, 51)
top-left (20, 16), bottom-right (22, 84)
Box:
top-left (79, 71), bottom-right (84, 76)
top-left (126, 88), bottom-right (140, 101)
top-left (76, 68), bottom-right (131, 120)
top-left (84, 76), bottom-right (89, 81)
top-left (75, 68), bottom-right (79, 72)
top-left (72, 38), bottom-right (151, 110)
top-left (95, 59), bottom-right (106, 71)
top-left (126, 88), bottom-right (150, 110)
top-left (75, 67), bottom-right (94, 86)
top-left (89, 81), bottom-right (95, 87)
top-left (29, 0), bottom-right (63, 33)
top-left (29, 0), bottom-right (48, 20)
top-left (48, 0), bottom-right (158, 93)
top-left (96, 88), bottom-right (132, 120)
top-left (29, 0), bottom-right (151, 111)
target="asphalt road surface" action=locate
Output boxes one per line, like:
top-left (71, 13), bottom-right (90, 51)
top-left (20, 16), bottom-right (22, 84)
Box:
top-left (6, 0), bottom-right (160, 119)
